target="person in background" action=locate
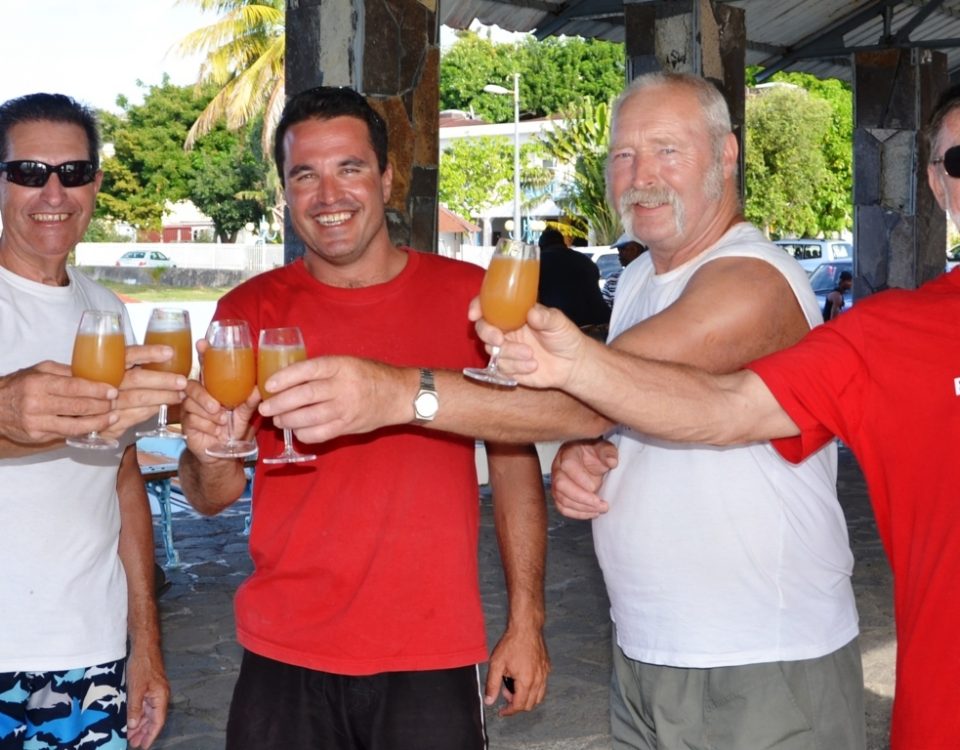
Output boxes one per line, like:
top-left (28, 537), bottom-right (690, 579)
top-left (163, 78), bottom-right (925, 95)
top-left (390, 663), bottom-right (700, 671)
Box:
top-left (536, 227), bottom-right (611, 328)
top-left (0, 93), bottom-right (180, 749)
top-left (823, 269), bottom-right (853, 320)
top-left (177, 86), bottom-right (549, 750)
top-left (601, 234), bottom-right (646, 307)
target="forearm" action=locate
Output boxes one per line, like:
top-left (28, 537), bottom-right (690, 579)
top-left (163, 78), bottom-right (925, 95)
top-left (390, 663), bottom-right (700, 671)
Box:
top-left (564, 343), bottom-right (797, 444)
top-left (117, 449), bottom-right (162, 654)
top-left (431, 369), bottom-right (611, 443)
top-left (488, 444), bottom-right (547, 630)
top-left (177, 449), bottom-right (248, 515)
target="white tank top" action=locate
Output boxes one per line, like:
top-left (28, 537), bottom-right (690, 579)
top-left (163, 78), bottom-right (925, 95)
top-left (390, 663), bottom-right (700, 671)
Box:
top-left (597, 222), bottom-right (858, 667)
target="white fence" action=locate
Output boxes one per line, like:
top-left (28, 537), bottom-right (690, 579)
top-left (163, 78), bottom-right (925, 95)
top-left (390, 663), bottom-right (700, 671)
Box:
top-left (77, 242), bottom-right (284, 273)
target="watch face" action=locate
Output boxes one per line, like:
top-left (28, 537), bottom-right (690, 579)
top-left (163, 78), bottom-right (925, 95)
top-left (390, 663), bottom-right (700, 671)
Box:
top-left (416, 391), bottom-right (439, 419)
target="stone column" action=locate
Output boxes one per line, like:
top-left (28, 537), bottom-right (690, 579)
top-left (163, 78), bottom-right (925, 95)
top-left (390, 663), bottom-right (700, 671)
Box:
top-left (853, 49), bottom-right (947, 296)
top-left (284, 0), bottom-right (440, 262)
top-left (622, 0), bottom-right (745, 194)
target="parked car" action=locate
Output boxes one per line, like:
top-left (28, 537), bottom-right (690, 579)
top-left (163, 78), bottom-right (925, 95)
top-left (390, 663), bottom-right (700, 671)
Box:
top-left (575, 248), bottom-right (623, 289)
top-left (809, 260), bottom-right (853, 317)
top-left (116, 250), bottom-right (175, 268)
top-left (774, 238), bottom-right (852, 274)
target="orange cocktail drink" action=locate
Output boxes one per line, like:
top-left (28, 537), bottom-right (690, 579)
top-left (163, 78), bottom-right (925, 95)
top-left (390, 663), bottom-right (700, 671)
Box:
top-left (72, 332), bottom-right (127, 387)
top-left (144, 328), bottom-right (193, 376)
top-left (479, 255), bottom-right (541, 331)
top-left (258, 345), bottom-right (307, 398)
top-left (204, 347), bottom-right (256, 409)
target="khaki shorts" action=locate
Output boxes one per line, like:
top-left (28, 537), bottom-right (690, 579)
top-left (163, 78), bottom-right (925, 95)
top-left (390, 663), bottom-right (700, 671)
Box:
top-left (610, 632), bottom-right (865, 750)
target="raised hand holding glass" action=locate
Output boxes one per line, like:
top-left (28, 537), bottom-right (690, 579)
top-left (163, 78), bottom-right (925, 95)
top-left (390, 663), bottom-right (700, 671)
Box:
top-left (67, 310), bottom-right (126, 450)
top-left (137, 308), bottom-right (192, 439)
top-left (258, 327), bottom-right (316, 464)
top-left (463, 238), bottom-right (540, 387)
top-left (203, 319), bottom-right (257, 459)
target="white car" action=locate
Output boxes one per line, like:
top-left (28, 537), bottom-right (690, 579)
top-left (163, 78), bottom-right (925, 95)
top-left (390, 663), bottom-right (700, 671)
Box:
top-left (116, 250), bottom-right (176, 268)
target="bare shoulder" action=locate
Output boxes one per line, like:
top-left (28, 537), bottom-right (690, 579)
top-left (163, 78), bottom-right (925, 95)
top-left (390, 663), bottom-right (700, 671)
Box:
top-left (612, 256), bottom-right (809, 374)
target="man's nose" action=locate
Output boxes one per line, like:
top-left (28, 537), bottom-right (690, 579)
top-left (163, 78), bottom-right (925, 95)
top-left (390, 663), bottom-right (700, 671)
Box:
top-left (38, 173), bottom-right (69, 204)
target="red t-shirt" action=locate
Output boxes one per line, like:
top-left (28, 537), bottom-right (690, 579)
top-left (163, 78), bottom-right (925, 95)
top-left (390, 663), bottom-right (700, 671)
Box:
top-left (215, 249), bottom-right (489, 675)
top-left (748, 270), bottom-right (960, 749)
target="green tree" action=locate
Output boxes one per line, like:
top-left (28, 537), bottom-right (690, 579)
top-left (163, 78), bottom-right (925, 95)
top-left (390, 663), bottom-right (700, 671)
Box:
top-left (744, 84), bottom-right (837, 237)
top-left (98, 79), bottom-right (268, 238)
top-left (534, 98), bottom-right (621, 244)
top-left (98, 79), bottom-right (205, 230)
top-left (439, 137), bottom-right (545, 221)
top-left (744, 71), bottom-right (853, 237)
top-left (175, 0), bottom-right (285, 153)
top-left (188, 127), bottom-right (265, 242)
top-left (439, 32), bottom-right (624, 122)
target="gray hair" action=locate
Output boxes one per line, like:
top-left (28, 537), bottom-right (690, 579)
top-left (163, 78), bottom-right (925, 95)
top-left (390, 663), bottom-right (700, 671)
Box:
top-left (611, 72), bottom-right (732, 163)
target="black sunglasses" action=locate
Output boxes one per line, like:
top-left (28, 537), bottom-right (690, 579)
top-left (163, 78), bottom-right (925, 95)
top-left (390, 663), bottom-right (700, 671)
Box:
top-left (932, 145), bottom-right (960, 178)
top-left (0, 160), bottom-right (97, 188)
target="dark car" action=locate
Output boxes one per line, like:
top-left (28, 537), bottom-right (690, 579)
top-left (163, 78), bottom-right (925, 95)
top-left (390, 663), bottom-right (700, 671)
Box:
top-left (810, 261), bottom-right (853, 317)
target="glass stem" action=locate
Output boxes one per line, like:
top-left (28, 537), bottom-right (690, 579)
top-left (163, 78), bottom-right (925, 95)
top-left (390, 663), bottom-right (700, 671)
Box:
top-left (226, 409), bottom-right (237, 447)
top-left (487, 345), bottom-right (502, 372)
top-left (156, 403), bottom-right (169, 429)
top-left (283, 428), bottom-right (295, 453)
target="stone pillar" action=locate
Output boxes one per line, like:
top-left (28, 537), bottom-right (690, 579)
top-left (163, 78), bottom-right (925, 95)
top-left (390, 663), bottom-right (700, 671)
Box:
top-left (853, 49), bottom-right (947, 296)
top-left (622, 0), bottom-right (745, 194)
top-left (284, 0), bottom-right (440, 262)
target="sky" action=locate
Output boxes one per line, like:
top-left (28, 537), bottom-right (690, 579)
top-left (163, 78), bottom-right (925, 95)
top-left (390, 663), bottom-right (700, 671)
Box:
top-left (0, 3), bottom-right (523, 114)
top-left (0, 0), bottom-right (212, 112)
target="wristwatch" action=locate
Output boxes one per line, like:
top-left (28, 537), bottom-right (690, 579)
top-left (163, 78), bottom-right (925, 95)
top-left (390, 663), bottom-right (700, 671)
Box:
top-left (413, 368), bottom-right (439, 423)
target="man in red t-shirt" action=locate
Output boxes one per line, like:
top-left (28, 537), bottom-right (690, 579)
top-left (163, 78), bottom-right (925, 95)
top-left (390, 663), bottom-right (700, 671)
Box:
top-left (442, 84), bottom-right (960, 750)
top-left (178, 87), bottom-right (549, 750)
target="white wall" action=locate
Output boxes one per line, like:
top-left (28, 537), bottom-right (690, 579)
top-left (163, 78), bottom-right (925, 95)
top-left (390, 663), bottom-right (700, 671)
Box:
top-left (77, 242), bottom-right (283, 272)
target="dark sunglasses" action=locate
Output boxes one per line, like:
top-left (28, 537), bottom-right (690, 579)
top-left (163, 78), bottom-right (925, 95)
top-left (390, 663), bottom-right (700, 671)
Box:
top-left (932, 146), bottom-right (960, 178)
top-left (0, 159), bottom-right (97, 188)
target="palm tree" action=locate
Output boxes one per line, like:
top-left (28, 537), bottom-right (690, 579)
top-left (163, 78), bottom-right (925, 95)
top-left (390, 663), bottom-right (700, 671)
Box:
top-left (175, 0), bottom-right (285, 155)
top-left (532, 98), bottom-right (622, 245)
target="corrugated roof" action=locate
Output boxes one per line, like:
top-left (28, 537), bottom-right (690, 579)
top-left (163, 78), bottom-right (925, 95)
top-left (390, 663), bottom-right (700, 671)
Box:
top-left (439, 1), bottom-right (960, 83)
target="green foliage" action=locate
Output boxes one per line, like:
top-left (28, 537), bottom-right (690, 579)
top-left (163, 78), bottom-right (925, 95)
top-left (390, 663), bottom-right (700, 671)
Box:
top-left (439, 137), bottom-right (545, 221)
top-left (82, 218), bottom-right (133, 243)
top-left (188, 126), bottom-right (265, 242)
top-left (98, 78), bottom-right (268, 240)
top-left (439, 31), bottom-right (625, 122)
top-left (439, 136), bottom-right (515, 218)
top-left (534, 98), bottom-right (621, 245)
top-left (744, 73), bottom-right (853, 237)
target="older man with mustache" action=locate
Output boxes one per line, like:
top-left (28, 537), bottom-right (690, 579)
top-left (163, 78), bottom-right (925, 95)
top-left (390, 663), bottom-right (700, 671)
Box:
top-left (256, 73), bottom-right (864, 750)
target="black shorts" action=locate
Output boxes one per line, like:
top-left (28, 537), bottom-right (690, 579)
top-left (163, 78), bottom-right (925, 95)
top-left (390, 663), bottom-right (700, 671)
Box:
top-left (225, 650), bottom-right (488, 750)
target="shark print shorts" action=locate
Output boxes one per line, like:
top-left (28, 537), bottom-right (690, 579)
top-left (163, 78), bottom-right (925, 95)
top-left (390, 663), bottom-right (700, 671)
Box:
top-left (0, 658), bottom-right (126, 750)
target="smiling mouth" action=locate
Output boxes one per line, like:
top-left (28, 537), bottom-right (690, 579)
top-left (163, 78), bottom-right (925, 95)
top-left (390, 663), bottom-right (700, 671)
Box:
top-left (30, 213), bottom-right (70, 222)
top-left (313, 211), bottom-right (353, 226)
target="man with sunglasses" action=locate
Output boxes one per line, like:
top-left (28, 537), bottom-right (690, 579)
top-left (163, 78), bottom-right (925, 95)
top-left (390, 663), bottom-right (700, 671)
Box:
top-left (0, 93), bottom-right (180, 749)
top-left (449, 84), bottom-right (960, 750)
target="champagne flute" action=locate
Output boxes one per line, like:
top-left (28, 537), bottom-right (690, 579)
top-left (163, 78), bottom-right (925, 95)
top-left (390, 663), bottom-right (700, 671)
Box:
top-left (203, 319), bottom-right (258, 459)
top-left (137, 308), bottom-right (192, 439)
top-left (258, 327), bottom-right (316, 464)
top-left (67, 310), bottom-right (127, 450)
top-left (463, 238), bottom-right (540, 387)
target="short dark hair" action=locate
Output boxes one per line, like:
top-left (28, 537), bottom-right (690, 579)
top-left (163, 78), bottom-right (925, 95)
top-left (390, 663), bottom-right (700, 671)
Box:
top-left (0, 93), bottom-right (100, 167)
top-left (925, 83), bottom-right (960, 155)
top-left (538, 228), bottom-right (566, 249)
top-left (273, 86), bottom-right (388, 186)
top-left (839, 271), bottom-right (853, 282)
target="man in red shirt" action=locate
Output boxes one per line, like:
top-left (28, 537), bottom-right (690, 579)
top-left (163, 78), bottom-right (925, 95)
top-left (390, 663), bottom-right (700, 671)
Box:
top-left (178, 87), bottom-right (549, 750)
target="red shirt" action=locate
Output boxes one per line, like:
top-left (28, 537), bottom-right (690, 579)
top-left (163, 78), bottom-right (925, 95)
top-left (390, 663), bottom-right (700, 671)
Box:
top-left (216, 250), bottom-right (489, 675)
top-left (749, 270), bottom-right (960, 749)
